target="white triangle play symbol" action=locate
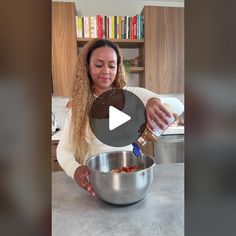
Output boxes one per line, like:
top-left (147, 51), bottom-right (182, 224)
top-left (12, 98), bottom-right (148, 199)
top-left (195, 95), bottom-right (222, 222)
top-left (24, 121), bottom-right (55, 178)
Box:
top-left (109, 106), bottom-right (131, 131)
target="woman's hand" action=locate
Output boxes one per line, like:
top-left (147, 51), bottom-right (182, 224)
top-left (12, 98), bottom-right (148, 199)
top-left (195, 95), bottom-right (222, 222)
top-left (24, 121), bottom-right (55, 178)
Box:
top-left (146, 98), bottom-right (172, 130)
top-left (74, 165), bottom-right (96, 196)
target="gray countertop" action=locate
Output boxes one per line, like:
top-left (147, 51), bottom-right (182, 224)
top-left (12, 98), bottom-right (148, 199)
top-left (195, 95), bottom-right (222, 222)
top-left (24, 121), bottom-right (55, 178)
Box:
top-left (52, 163), bottom-right (184, 236)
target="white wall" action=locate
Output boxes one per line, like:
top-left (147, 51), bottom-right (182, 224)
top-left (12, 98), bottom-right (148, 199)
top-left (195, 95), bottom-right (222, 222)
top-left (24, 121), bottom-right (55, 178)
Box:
top-left (52, 0), bottom-right (184, 15)
top-left (75, 0), bottom-right (184, 16)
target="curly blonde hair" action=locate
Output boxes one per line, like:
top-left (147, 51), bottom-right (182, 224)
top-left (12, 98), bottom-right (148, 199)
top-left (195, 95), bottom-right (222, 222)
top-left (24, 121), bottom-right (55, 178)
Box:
top-left (70, 39), bottom-right (127, 164)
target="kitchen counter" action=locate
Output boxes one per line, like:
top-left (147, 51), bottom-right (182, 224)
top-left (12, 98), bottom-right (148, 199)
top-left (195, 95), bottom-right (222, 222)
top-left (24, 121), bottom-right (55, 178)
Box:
top-left (52, 163), bottom-right (184, 236)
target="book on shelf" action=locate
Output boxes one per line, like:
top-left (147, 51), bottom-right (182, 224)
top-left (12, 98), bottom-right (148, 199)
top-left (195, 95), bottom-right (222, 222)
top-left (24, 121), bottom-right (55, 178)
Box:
top-left (108, 16), bottom-right (112, 39)
top-left (90, 16), bottom-right (97, 38)
top-left (83, 16), bottom-right (89, 38)
top-left (96, 15), bottom-right (103, 38)
top-left (76, 16), bottom-right (83, 38)
top-left (121, 16), bottom-right (125, 39)
top-left (76, 14), bottom-right (144, 40)
top-left (132, 15), bottom-right (137, 39)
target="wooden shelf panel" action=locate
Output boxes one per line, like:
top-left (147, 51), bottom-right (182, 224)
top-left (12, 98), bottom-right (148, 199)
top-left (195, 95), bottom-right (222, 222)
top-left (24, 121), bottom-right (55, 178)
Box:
top-left (77, 38), bottom-right (144, 48)
top-left (129, 67), bottom-right (144, 73)
top-left (52, 2), bottom-right (77, 96)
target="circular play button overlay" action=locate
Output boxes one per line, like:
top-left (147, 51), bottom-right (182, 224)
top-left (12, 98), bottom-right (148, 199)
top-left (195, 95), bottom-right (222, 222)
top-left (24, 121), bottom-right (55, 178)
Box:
top-left (89, 89), bottom-right (147, 147)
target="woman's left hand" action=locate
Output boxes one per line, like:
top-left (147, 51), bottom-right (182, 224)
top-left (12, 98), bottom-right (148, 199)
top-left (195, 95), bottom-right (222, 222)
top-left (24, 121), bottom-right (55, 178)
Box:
top-left (146, 98), bottom-right (172, 130)
top-left (74, 165), bottom-right (96, 196)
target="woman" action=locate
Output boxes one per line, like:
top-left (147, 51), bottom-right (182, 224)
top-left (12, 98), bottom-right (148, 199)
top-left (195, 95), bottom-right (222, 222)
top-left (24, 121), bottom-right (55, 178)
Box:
top-left (57, 38), bottom-right (183, 196)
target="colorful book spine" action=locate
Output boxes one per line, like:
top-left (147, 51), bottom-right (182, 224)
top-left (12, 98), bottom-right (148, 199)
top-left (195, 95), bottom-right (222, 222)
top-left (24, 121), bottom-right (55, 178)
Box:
top-left (81, 16), bottom-right (84, 38)
top-left (91, 16), bottom-right (97, 38)
top-left (75, 16), bottom-right (79, 38)
top-left (140, 15), bottom-right (144, 39)
top-left (77, 14), bottom-right (144, 40)
top-left (121, 16), bottom-right (125, 39)
top-left (125, 16), bottom-right (129, 39)
top-left (106, 16), bottom-right (110, 38)
top-left (102, 16), bottom-right (105, 38)
top-left (117, 16), bottom-right (121, 39)
top-left (104, 16), bottom-right (108, 38)
top-left (88, 16), bottom-right (92, 38)
top-left (114, 16), bottom-right (117, 39)
top-left (137, 14), bottom-right (140, 39)
top-left (132, 15), bottom-right (137, 39)
top-left (83, 16), bottom-right (89, 38)
top-left (129, 17), bottom-right (132, 39)
top-left (96, 15), bottom-right (103, 38)
top-left (78, 16), bottom-right (83, 38)
top-left (108, 16), bottom-right (112, 39)
top-left (111, 16), bottom-right (115, 39)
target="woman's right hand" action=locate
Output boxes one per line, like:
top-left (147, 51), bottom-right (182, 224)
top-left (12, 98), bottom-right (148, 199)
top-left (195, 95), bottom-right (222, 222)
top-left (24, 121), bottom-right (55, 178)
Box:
top-left (74, 165), bottom-right (96, 196)
top-left (146, 98), bottom-right (172, 130)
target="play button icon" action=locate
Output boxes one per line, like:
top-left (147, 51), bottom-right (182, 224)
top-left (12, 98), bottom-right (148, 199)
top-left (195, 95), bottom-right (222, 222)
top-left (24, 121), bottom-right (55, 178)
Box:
top-left (109, 106), bottom-right (131, 131)
top-left (89, 89), bottom-right (147, 147)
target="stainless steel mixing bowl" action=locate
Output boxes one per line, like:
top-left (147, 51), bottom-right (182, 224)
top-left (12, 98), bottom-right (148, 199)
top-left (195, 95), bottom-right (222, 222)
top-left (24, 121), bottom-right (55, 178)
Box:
top-left (86, 151), bottom-right (155, 205)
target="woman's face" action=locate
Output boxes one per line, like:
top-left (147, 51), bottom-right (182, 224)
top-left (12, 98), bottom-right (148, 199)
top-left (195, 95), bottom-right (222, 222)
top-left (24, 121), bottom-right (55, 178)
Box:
top-left (88, 46), bottom-right (118, 92)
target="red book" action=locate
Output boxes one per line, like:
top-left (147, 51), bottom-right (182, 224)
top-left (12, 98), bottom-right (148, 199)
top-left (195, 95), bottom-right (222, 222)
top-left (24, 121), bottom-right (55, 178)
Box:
top-left (96, 15), bottom-right (103, 38)
top-left (132, 15), bottom-right (137, 39)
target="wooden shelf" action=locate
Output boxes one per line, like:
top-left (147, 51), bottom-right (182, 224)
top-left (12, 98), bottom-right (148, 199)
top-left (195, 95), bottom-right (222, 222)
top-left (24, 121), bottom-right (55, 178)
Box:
top-left (77, 38), bottom-right (144, 48)
top-left (129, 67), bottom-right (144, 73)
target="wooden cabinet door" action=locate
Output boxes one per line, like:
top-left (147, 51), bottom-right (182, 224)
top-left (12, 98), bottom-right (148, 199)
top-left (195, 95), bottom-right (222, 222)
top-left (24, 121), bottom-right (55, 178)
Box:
top-left (52, 2), bottom-right (78, 96)
top-left (141, 6), bottom-right (184, 94)
top-left (51, 140), bottom-right (62, 172)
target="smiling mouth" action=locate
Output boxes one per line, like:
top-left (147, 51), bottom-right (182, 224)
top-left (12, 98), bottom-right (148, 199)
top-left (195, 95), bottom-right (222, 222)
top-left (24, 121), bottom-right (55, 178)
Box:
top-left (98, 77), bottom-right (110, 81)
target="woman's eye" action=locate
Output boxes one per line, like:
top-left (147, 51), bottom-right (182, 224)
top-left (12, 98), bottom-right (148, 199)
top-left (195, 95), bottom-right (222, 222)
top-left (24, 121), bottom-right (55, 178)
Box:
top-left (109, 65), bottom-right (116, 69)
top-left (95, 64), bottom-right (102, 68)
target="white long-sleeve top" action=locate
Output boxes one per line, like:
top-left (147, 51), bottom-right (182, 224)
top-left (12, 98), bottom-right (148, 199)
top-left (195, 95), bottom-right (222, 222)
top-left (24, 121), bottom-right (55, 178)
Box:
top-left (57, 87), bottom-right (184, 179)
